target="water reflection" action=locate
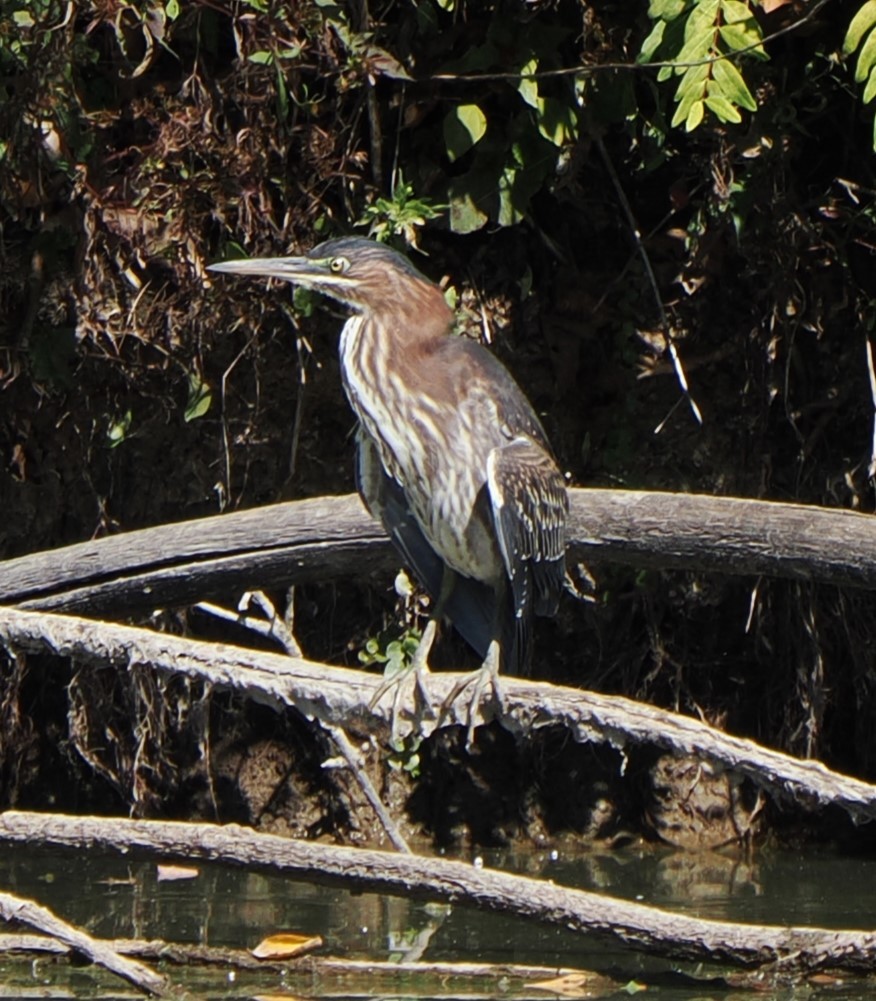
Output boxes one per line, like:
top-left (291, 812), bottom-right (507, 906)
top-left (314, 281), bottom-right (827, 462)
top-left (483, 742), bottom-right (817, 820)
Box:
top-left (0, 841), bottom-right (875, 994)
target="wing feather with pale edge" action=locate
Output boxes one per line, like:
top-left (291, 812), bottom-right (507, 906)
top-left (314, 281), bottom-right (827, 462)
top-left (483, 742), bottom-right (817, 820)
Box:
top-left (486, 435), bottom-right (568, 623)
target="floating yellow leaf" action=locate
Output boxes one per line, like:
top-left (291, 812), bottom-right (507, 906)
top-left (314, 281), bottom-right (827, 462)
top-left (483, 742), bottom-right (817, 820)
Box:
top-left (251, 932), bottom-right (323, 960)
top-left (531, 971), bottom-right (620, 997)
top-left (156, 864), bottom-right (199, 882)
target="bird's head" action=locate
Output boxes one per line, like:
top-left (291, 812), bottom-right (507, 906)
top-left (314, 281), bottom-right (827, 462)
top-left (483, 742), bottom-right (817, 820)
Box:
top-left (208, 237), bottom-right (439, 317)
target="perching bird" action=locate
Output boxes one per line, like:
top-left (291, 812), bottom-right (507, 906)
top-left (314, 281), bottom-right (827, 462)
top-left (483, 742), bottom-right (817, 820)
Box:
top-left (208, 237), bottom-right (567, 740)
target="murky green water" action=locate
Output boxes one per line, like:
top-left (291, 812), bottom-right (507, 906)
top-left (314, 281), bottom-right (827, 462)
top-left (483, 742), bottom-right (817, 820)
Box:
top-left (0, 841), bottom-right (875, 998)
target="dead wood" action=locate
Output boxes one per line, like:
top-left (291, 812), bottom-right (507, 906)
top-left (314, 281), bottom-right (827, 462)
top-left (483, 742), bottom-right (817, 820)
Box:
top-left (1, 607), bottom-right (875, 822)
top-left (0, 932), bottom-right (617, 984)
top-left (3, 490), bottom-right (876, 614)
top-left (0, 891), bottom-right (167, 995)
top-left (0, 810), bottom-right (875, 973)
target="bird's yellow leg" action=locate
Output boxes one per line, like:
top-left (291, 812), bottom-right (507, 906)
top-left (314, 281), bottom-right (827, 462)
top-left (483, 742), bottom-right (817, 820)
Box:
top-left (369, 618), bottom-right (437, 735)
top-left (440, 639), bottom-right (505, 750)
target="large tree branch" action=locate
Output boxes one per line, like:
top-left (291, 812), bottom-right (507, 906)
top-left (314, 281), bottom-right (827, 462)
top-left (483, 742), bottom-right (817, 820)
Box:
top-left (1, 810), bottom-right (875, 973)
top-left (2, 607), bottom-right (875, 821)
top-left (2, 490), bottom-right (876, 614)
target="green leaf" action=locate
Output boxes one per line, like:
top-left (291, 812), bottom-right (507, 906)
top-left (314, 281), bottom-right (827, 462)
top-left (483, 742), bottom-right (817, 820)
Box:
top-left (675, 26), bottom-right (717, 64)
top-left (720, 0), bottom-right (754, 23)
top-left (686, 0), bottom-right (720, 37)
top-left (518, 58), bottom-right (539, 108)
top-left (685, 98), bottom-right (705, 130)
top-left (648, 0), bottom-right (688, 19)
top-left (448, 176), bottom-right (489, 233)
top-left (248, 50), bottom-right (273, 64)
top-left (864, 66), bottom-right (876, 102)
top-left (166, 0), bottom-right (180, 19)
top-left (704, 93), bottom-right (742, 121)
top-left (674, 62), bottom-right (709, 101)
top-left (712, 56), bottom-right (757, 110)
top-left (443, 104), bottom-right (487, 162)
top-left (536, 96), bottom-right (577, 145)
top-left (639, 20), bottom-right (666, 62)
top-left (844, 0), bottom-right (876, 54)
top-left (107, 410), bottom-right (133, 448)
top-left (718, 22), bottom-right (766, 57)
top-left (856, 25), bottom-right (876, 82)
top-left (185, 372), bottom-right (212, 422)
top-left (671, 89), bottom-right (700, 127)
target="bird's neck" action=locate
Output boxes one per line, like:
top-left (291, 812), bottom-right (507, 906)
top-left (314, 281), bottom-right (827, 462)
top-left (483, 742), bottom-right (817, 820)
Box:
top-left (339, 280), bottom-right (452, 422)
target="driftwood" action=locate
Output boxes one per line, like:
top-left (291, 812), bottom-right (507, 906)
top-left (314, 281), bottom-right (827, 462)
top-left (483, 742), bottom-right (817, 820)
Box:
top-left (0, 891), bottom-right (166, 995)
top-left (2, 607), bottom-right (876, 822)
top-left (1, 809), bottom-right (875, 974)
top-left (0, 934), bottom-right (746, 997)
top-left (3, 489), bottom-right (876, 614)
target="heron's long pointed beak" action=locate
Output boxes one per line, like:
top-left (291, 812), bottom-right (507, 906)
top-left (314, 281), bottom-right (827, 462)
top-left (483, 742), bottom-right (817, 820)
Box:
top-left (207, 256), bottom-right (317, 284)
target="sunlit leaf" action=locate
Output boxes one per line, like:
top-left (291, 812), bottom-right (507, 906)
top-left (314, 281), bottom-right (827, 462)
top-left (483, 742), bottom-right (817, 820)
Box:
top-left (248, 50), bottom-right (273, 64)
top-left (648, 0), bottom-right (688, 19)
top-left (844, 0), bottom-right (876, 54)
top-left (185, 371), bottom-right (212, 422)
top-left (686, 0), bottom-right (720, 36)
top-left (674, 62), bottom-right (709, 101)
top-left (685, 98), bottom-right (705, 130)
top-left (675, 26), bottom-right (717, 64)
top-left (107, 410), bottom-right (133, 448)
top-left (447, 168), bottom-right (491, 233)
top-left (638, 19), bottom-right (666, 62)
top-left (864, 66), bottom-right (876, 102)
top-left (166, 0), bottom-right (180, 20)
top-left (443, 104), bottom-right (487, 162)
top-left (705, 93), bottom-right (742, 121)
top-left (518, 58), bottom-right (539, 108)
top-left (720, 0), bottom-right (755, 22)
top-left (718, 22), bottom-right (767, 58)
top-left (251, 933), bottom-right (323, 960)
top-left (855, 25), bottom-right (876, 82)
top-left (536, 96), bottom-right (577, 145)
top-left (712, 56), bottom-right (757, 110)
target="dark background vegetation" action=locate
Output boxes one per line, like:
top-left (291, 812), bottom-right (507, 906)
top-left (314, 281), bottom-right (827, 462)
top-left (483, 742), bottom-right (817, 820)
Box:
top-left (3, 0), bottom-right (876, 842)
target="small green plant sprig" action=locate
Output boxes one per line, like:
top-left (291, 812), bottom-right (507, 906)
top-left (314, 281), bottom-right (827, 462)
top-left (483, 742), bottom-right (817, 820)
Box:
top-left (358, 176), bottom-right (445, 248)
top-left (359, 626), bottom-right (422, 681)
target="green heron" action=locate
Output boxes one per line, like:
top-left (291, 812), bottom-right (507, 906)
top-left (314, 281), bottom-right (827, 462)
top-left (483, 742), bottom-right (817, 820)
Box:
top-left (209, 238), bottom-right (567, 740)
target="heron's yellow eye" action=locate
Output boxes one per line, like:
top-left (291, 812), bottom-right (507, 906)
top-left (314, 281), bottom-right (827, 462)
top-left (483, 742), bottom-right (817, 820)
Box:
top-left (330, 257), bottom-right (350, 274)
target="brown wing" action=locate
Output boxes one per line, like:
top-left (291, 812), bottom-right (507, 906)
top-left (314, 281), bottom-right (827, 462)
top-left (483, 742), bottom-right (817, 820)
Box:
top-left (486, 435), bottom-right (568, 623)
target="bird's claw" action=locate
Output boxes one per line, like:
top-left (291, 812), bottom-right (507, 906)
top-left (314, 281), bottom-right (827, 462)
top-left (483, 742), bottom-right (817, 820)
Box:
top-left (439, 643), bottom-right (504, 750)
top-left (369, 641), bottom-right (437, 741)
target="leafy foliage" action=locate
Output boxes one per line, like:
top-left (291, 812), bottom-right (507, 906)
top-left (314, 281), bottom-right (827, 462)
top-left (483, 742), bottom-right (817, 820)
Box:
top-left (639, 0), bottom-right (766, 131)
top-left (844, 1), bottom-right (876, 146)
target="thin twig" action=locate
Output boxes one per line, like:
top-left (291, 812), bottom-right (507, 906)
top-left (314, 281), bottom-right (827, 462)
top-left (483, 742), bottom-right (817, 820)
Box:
top-left (324, 724), bottom-right (411, 852)
top-left (596, 135), bottom-right (702, 428)
top-left (866, 337), bottom-right (876, 480)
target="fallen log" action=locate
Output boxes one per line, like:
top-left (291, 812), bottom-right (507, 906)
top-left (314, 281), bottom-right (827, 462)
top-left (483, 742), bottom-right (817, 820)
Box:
top-left (1, 607), bottom-right (875, 822)
top-left (1, 810), bottom-right (875, 973)
top-left (2, 490), bottom-right (876, 614)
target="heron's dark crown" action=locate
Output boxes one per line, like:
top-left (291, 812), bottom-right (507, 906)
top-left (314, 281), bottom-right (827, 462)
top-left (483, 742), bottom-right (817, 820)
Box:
top-left (308, 237), bottom-right (428, 282)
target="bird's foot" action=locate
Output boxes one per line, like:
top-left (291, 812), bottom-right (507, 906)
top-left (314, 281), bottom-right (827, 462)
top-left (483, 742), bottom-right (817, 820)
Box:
top-left (369, 621), bottom-right (437, 739)
top-left (439, 641), bottom-right (504, 750)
